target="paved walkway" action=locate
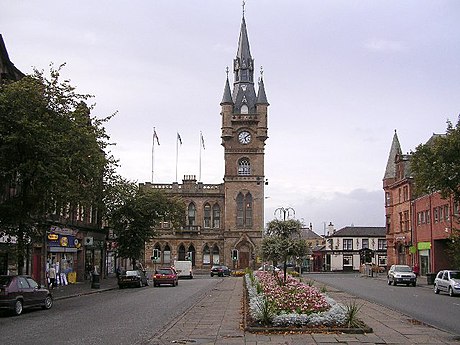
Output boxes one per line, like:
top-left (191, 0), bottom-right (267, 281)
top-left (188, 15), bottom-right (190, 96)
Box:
top-left (51, 274), bottom-right (460, 344)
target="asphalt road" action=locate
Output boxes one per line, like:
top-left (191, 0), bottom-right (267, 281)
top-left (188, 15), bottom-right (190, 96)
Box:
top-left (0, 277), bottom-right (220, 345)
top-left (306, 272), bottom-right (460, 336)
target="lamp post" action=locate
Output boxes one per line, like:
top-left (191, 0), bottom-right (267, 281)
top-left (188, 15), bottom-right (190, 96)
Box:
top-left (274, 207), bottom-right (295, 221)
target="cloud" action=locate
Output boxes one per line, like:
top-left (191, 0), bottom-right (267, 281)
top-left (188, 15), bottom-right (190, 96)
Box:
top-left (365, 39), bottom-right (407, 52)
top-left (266, 188), bottom-right (385, 233)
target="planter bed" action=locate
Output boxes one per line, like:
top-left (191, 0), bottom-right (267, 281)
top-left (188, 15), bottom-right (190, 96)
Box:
top-left (243, 272), bottom-right (373, 334)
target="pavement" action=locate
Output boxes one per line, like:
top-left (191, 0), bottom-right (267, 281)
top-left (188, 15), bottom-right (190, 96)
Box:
top-left (50, 274), bottom-right (460, 345)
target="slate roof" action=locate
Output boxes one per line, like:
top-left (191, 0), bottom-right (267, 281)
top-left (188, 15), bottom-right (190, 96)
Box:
top-left (330, 226), bottom-right (386, 238)
top-left (0, 34), bottom-right (24, 83)
top-left (383, 130), bottom-right (402, 179)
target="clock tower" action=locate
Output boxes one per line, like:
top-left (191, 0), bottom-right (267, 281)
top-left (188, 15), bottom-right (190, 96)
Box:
top-left (220, 14), bottom-right (269, 269)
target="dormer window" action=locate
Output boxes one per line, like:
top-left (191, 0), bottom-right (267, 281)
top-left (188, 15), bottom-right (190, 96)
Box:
top-left (240, 104), bottom-right (248, 114)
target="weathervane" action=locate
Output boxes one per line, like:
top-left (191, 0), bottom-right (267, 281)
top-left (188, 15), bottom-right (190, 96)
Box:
top-left (226, 66), bottom-right (229, 77)
top-left (260, 65), bottom-right (264, 77)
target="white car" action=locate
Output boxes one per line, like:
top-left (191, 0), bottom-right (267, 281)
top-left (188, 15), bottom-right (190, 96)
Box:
top-left (434, 270), bottom-right (460, 297)
top-left (387, 264), bottom-right (417, 286)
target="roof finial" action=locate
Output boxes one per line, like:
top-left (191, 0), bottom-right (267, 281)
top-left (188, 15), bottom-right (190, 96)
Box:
top-left (242, 0), bottom-right (246, 17)
top-left (226, 66), bottom-right (229, 77)
top-left (260, 65), bottom-right (264, 77)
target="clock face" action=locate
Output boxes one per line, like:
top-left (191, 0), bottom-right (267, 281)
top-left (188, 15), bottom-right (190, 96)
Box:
top-left (238, 131), bottom-right (251, 144)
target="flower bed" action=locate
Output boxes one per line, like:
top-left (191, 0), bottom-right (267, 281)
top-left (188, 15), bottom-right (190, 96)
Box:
top-left (244, 271), bottom-right (372, 333)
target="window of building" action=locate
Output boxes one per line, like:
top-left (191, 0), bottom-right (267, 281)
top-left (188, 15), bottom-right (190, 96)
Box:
top-left (343, 239), bottom-right (353, 250)
top-left (238, 158), bottom-right (251, 176)
top-left (203, 245), bottom-right (210, 265)
top-left (212, 245), bottom-right (220, 264)
top-left (386, 215), bottom-right (391, 234)
top-left (240, 104), bottom-right (249, 114)
top-left (445, 205), bottom-right (450, 221)
top-left (236, 192), bottom-right (253, 228)
top-left (212, 204), bottom-right (220, 228)
top-left (203, 203), bottom-right (211, 228)
top-left (362, 239), bottom-right (369, 249)
top-left (434, 207), bottom-right (439, 223)
top-left (378, 239), bottom-right (387, 250)
top-left (163, 244), bottom-right (171, 264)
top-left (425, 210), bottom-right (430, 223)
top-left (385, 192), bottom-right (391, 206)
top-left (378, 256), bottom-right (387, 266)
top-left (343, 255), bottom-right (353, 266)
top-left (403, 186), bottom-right (409, 201)
top-left (187, 203), bottom-right (196, 226)
top-left (454, 202), bottom-right (459, 216)
top-left (404, 210), bottom-right (410, 231)
top-left (439, 206), bottom-right (444, 222)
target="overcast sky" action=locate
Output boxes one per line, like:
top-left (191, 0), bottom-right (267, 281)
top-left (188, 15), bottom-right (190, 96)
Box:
top-left (2, 1), bottom-right (459, 234)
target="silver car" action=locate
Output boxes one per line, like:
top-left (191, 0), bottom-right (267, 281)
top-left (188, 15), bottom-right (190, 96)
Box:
top-left (387, 264), bottom-right (417, 286)
top-left (434, 270), bottom-right (460, 297)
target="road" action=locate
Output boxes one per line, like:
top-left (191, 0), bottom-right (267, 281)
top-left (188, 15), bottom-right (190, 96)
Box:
top-left (0, 277), bottom-right (219, 345)
top-left (307, 272), bottom-right (460, 336)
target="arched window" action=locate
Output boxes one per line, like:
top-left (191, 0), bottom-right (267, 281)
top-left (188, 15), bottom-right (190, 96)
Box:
top-left (153, 243), bottom-right (161, 264)
top-left (178, 244), bottom-right (186, 261)
top-left (245, 194), bottom-right (253, 227)
top-left (212, 245), bottom-right (220, 264)
top-left (238, 158), bottom-right (251, 176)
top-left (188, 245), bottom-right (196, 267)
top-left (203, 245), bottom-right (211, 265)
top-left (164, 244), bottom-right (171, 264)
top-left (187, 203), bottom-right (196, 226)
top-left (236, 192), bottom-right (253, 228)
top-left (212, 204), bottom-right (221, 228)
top-left (241, 104), bottom-right (249, 114)
top-left (236, 193), bottom-right (244, 227)
top-left (203, 203), bottom-right (211, 228)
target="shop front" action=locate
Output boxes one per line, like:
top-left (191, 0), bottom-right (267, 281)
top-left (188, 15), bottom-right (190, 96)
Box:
top-left (46, 226), bottom-right (82, 286)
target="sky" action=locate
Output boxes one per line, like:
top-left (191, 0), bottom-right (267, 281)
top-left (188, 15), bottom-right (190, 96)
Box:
top-left (2, 1), bottom-right (460, 234)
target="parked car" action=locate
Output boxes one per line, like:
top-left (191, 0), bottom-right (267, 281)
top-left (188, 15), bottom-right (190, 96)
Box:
top-left (118, 270), bottom-right (149, 288)
top-left (434, 270), bottom-right (460, 297)
top-left (210, 265), bottom-right (231, 277)
top-left (258, 264), bottom-right (280, 272)
top-left (0, 275), bottom-right (53, 316)
top-left (153, 267), bottom-right (178, 287)
top-left (387, 265), bottom-right (417, 286)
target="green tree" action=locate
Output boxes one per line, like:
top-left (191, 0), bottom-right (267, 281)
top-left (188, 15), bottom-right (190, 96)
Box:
top-left (111, 187), bottom-right (184, 269)
top-left (0, 64), bottom-right (115, 274)
top-left (260, 218), bottom-right (308, 282)
top-left (411, 117), bottom-right (460, 269)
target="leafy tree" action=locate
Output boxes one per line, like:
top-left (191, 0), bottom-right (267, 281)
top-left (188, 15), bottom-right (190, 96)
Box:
top-left (0, 64), bottom-right (115, 274)
top-left (260, 219), bottom-right (308, 282)
top-left (411, 117), bottom-right (460, 269)
top-left (111, 187), bottom-right (184, 269)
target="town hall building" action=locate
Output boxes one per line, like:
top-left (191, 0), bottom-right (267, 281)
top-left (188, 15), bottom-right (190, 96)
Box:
top-left (141, 13), bottom-right (269, 271)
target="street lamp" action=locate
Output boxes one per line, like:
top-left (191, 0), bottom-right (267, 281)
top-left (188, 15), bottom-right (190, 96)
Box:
top-left (274, 207), bottom-right (295, 221)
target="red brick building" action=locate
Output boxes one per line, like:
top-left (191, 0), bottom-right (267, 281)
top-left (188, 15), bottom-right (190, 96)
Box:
top-left (383, 131), bottom-right (459, 274)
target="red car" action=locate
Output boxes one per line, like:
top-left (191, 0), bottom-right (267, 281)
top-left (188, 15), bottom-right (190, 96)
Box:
top-left (153, 267), bottom-right (178, 287)
top-left (0, 275), bottom-right (53, 316)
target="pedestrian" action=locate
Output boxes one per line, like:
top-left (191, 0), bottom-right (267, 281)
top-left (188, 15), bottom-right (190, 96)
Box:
top-left (413, 263), bottom-right (420, 276)
top-left (49, 265), bottom-right (56, 289)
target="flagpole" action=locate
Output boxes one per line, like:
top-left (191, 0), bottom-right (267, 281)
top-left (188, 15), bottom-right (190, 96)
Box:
top-left (175, 134), bottom-right (178, 182)
top-left (152, 127), bottom-right (155, 183)
top-left (199, 131), bottom-right (202, 182)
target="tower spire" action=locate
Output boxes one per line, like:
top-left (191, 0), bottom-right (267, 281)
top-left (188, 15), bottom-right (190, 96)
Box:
top-left (383, 130), bottom-right (402, 179)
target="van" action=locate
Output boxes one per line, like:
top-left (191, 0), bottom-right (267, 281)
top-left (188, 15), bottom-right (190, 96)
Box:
top-left (173, 260), bottom-right (193, 279)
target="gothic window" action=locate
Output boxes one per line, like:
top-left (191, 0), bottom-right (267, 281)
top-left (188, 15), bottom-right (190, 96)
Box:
top-left (187, 203), bottom-right (196, 226)
top-left (203, 245), bottom-right (211, 265)
top-left (236, 192), bottom-right (253, 228)
top-left (204, 203), bottom-right (211, 228)
top-left (238, 158), bottom-right (251, 176)
top-left (241, 104), bottom-right (249, 114)
top-left (164, 244), bottom-right (171, 264)
top-left (212, 245), bottom-right (220, 264)
top-left (236, 193), bottom-right (244, 227)
top-left (212, 204), bottom-right (221, 228)
top-left (178, 244), bottom-right (186, 261)
top-left (245, 194), bottom-right (253, 227)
